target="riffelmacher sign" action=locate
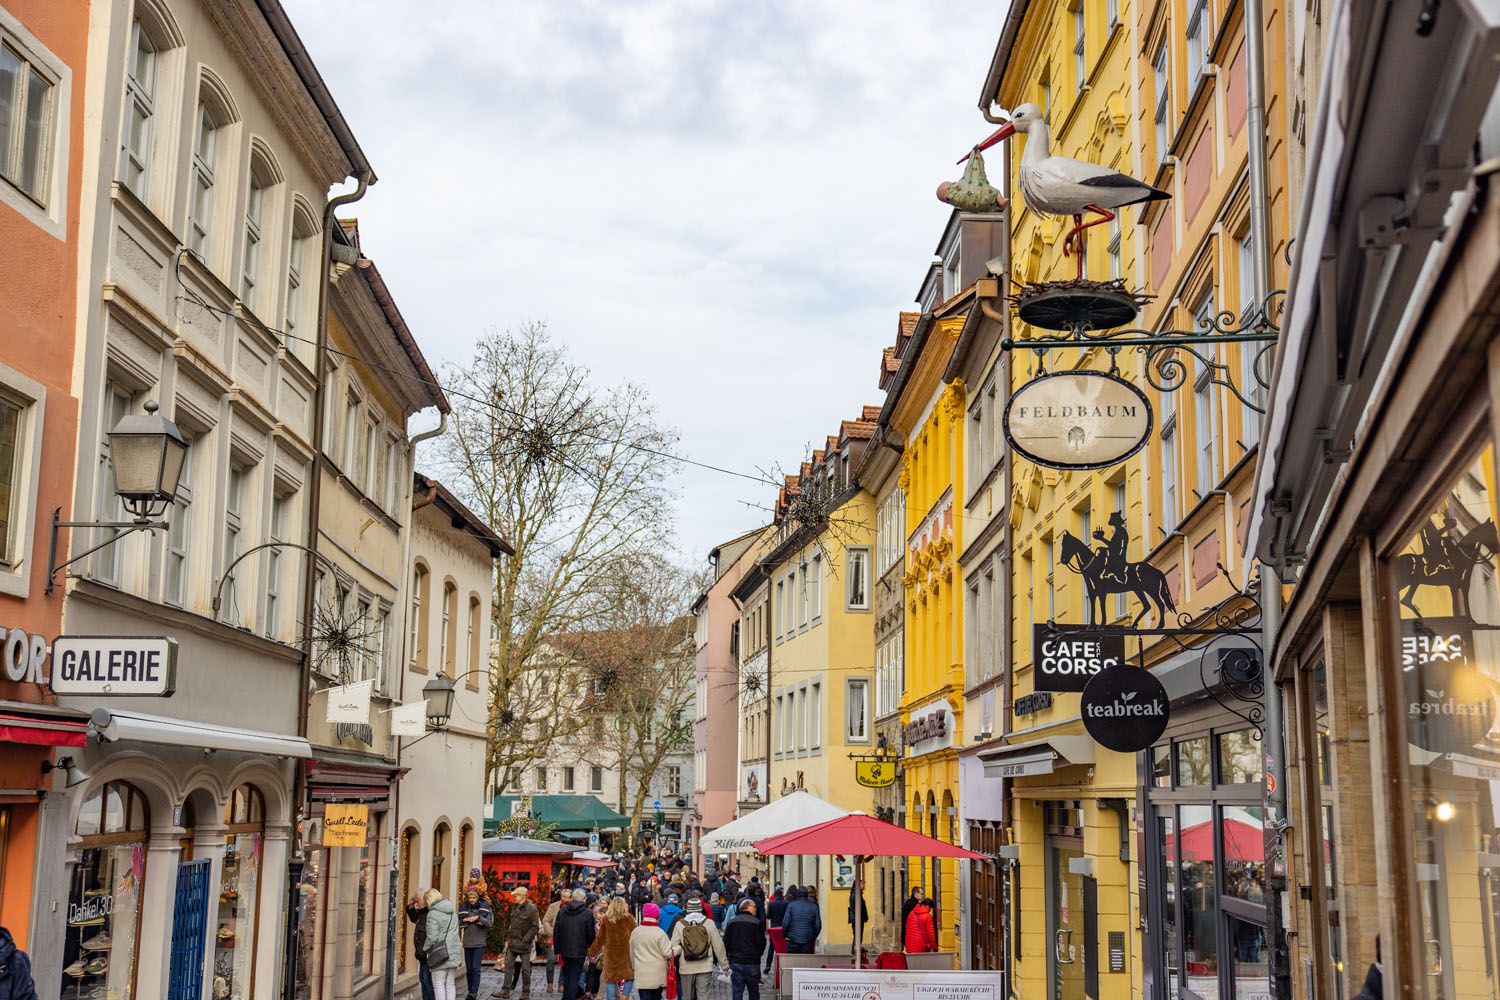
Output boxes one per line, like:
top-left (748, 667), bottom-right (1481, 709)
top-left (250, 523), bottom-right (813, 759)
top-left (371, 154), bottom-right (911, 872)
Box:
top-left (1033, 625), bottom-right (1125, 692)
top-left (1080, 664), bottom-right (1169, 753)
top-left (50, 636), bottom-right (177, 697)
top-left (1004, 370), bottom-right (1153, 471)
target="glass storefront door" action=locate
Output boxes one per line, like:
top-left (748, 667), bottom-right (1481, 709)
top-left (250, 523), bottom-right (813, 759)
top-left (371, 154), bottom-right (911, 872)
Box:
top-left (1047, 837), bottom-right (1086, 1000)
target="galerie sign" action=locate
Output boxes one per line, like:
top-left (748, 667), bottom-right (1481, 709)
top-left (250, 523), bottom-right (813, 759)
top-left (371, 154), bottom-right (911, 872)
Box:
top-left (1033, 625), bottom-right (1125, 692)
top-left (1003, 371), bottom-right (1153, 471)
top-left (322, 803), bottom-right (370, 847)
top-left (50, 637), bottom-right (177, 696)
top-left (1080, 665), bottom-right (1169, 753)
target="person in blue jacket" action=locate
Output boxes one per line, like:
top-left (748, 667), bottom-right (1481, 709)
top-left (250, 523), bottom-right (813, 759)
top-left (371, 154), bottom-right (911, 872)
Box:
top-left (779, 887), bottom-right (821, 955)
top-left (658, 893), bottom-right (684, 936)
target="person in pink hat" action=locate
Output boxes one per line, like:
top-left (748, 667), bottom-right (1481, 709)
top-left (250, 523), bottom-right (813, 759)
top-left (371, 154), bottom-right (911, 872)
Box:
top-left (630, 904), bottom-right (675, 1000)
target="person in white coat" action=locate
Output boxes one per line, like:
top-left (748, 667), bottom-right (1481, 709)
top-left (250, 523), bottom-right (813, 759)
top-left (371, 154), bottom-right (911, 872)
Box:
top-left (630, 904), bottom-right (676, 1000)
top-left (425, 889), bottom-right (465, 1000)
top-left (670, 896), bottom-right (726, 1000)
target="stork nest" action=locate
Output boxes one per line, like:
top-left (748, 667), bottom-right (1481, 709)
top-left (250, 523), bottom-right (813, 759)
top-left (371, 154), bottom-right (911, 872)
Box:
top-left (1008, 277), bottom-right (1153, 308)
top-left (1008, 278), bottom-right (1154, 333)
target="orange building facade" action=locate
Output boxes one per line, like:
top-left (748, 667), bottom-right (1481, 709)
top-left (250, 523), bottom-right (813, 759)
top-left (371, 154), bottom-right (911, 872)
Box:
top-left (0, 0), bottom-right (89, 967)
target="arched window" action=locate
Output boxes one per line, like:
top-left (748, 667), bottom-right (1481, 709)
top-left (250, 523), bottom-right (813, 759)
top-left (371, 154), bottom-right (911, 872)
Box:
top-left (240, 145), bottom-right (282, 317)
top-left (441, 583), bottom-right (457, 675)
top-left (466, 596), bottom-right (481, 687)
top-left (69, 782), bottom-right (150, 998)
top-left (188, 72), bottom-right (239, 266)
top-left (285, 201), bottom-right (318, 352)
top-left (458, 823), bottom-right (473, 887)
top-left (117, 1), bottom-right (182, 206)
top-left (431, 822), bottom-right (451, 896)
top-left (220, 785), bottom-right (266, 999)
top-left (410, 564), bottom-right (429, 668)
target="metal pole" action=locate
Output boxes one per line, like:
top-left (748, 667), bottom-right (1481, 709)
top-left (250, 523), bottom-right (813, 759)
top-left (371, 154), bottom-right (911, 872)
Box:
top-left (1258, 563), bottom-right (1291, 998)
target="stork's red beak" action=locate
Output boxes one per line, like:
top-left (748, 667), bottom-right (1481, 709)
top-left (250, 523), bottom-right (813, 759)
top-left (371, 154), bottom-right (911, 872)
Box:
top-left (957, 122), bottom-right (1016, 164)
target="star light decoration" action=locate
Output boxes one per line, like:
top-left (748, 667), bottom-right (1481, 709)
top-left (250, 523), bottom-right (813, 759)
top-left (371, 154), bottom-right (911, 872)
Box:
top-left (306, 603), bottom-right (383, 685)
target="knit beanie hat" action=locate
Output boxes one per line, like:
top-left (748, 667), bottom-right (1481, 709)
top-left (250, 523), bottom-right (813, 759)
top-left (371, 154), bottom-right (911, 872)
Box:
top-left (685, 896), bottom-right (704, 913)
top-left (642, 903), bottom-right (660, 925)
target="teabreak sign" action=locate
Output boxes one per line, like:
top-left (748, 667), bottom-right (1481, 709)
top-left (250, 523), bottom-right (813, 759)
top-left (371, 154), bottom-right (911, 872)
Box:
top-left (1004, 370), bottom-right (1153, 471)
top-left (1081, 664), bottom-right (1170, 753)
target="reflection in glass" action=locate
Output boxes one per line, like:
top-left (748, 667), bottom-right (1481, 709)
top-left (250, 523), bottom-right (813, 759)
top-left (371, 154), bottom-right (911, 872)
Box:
top-left (1226, 913), bottom-right (1269, 996)
top-left (1160, 815), bottom-right (1178, 990)
top-left (1392, 447), bottom-right (1500, 1000)
top-left (1153, 745), bottom-right (1172, 787)
top-left (1217, 729), bottom-right (1260, 785)
top-left (1179, 805), bottom-right (1218, 985)
top-left (1221, 806), bottom-right (1266, 903)
top-left (1177, 738), bottom-right (1211, 786)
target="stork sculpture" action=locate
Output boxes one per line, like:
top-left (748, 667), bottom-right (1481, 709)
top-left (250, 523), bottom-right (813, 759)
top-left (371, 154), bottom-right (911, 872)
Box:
top-left (962, 103), bottom-right (1169, 279)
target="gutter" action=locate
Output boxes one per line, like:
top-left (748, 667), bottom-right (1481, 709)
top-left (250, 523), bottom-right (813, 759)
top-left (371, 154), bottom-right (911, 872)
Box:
top-left (977, 0), bottom-right (1033, 121)
top-left (254, 0), bottom-right (376, 182)
top-left (360, 260), bottom-right (450, 414)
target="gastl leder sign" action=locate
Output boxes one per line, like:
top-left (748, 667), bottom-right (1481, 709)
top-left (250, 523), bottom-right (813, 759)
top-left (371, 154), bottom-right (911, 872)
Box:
top-left (322, 803), bottom-right (370, 847)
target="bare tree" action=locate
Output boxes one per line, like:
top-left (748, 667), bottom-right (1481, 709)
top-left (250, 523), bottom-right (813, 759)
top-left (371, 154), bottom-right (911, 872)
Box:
top-left (433, 322), bottom-right (679, 790)
top-left (557, 554), bottom-right (702, 847)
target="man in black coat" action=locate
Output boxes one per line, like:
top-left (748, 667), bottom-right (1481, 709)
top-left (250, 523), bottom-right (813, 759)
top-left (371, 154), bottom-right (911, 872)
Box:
top-left (0, 926), bottom-right (37, 1000)
top-left (552, 890), bottom-right (598, 1000)
top-left (900, 887), bottom-right (925, 950)
top-left (723, 900), bottom-right (766, 1000)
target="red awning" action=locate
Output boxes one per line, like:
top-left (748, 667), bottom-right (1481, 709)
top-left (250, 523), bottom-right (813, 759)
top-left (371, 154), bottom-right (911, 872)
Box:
top-left (754, 813), bottom-right (987, 860)
top-left (567, 856), bottom-right (617, 869)
top-left (0, 712), bottom-right (88, 748)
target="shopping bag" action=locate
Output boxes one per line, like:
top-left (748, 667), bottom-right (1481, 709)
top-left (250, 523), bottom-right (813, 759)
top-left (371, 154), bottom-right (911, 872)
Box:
top-left (665, 962), bottom-right (678, 1000)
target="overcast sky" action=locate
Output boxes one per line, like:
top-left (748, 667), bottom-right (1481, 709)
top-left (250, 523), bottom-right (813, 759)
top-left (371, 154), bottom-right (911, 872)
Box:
top-left (282, 0), bottom-right (1005, 563)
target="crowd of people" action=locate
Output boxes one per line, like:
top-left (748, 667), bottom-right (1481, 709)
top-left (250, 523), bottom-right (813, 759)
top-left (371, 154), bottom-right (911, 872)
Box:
top-left (397, 850), bottom-right (944, 1000)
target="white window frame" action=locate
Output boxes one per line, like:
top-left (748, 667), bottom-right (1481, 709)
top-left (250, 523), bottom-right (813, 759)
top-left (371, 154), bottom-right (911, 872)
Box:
top-left (1073, 2), bottom-right (1087, 94)
top-left (1153, 40), bottom-right (1171, 163)
top-left (590, 765), bottom-right (603, 793)
top-left (1193, 291), bottom-right (1220, 492)
top-left (847, 546), bottom-right (871, 610)
top-left (221, 463), bottom-right (246, 625)
top-left (1106, 0), bottom-right (1119, 30)
top-left (563, 766), bottom-right (575, 792)
top-left (94, 383), bottom-right (133, 585)
top-left (846, 677), bottom-right (870, 743)
top-left (1186, 0), bottom-right (1212, 94)
top-left (285, 225), bottom-right (307, 343)
top-left (241, 173), bottom-right (265, 311)
top-left (810, 680), bottom-right (821, 751)
top-left (1045, 538), bottom-right (1056, 622)
top-left (356, 595), bottom-right (374, 680)
top-left (1107, 216), bottom-right (1122, 281)
top-left (119, 16), bottom-right (155, 200)
top-left (0, 364), bottom-right (44, 597)
top-left (809, 553), bottom-right (822, 623)
top-left (164, 435), bottom-right (193, 607)
top-left (0, 32), bottom-right (56, 210)
top-left (188, 101), bottom-right (217, 257)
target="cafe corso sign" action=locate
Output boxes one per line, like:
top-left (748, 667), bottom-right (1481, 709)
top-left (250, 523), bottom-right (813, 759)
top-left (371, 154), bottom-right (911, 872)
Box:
top-left (1003, 370), bottom-right (1153, 471)
top-left (1033, 625), bottom-right (1125, 693)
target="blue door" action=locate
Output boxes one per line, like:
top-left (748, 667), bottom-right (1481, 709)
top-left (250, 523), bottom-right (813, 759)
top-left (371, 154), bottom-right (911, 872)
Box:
top-left (168, 859), bottom-right (212, 1000)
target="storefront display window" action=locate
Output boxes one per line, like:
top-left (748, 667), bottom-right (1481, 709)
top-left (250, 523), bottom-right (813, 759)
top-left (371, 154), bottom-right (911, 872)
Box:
top-left (1389, 445), bottom-right (1500, 999)
top-left (354, 815), bottom-right (379, 976)
top-left (65, 781), bottom-right (149, 1000)
top-left (293, 843), bottom-right (325, 1000)
top-left (1148, 731), bottom-right (1269, 999)
top-left (217, 785), bottom-right (264, 1000)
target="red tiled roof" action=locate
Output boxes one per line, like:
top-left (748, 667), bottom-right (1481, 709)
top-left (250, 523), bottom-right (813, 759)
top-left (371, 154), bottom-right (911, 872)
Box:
top-left (841, 418), bottom-right (877, 441)
top-left (862, 405), bottom-right (881, 422)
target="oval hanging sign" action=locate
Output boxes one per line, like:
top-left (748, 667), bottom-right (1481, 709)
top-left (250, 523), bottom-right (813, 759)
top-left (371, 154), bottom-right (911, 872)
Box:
top-left (1003, 370), bottom-right (1153, 470)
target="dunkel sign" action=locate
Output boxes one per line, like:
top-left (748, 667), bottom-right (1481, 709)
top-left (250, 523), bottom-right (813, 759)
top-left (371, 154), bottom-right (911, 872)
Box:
top-left (1080, 664), bottom-right (1170, 753)
top-left (50, 636), bottom-right (177, 697)
top-left (1003, 370), bottom-right (1153, 471)
top-left (1033, 624), bottom-right (1126, 692)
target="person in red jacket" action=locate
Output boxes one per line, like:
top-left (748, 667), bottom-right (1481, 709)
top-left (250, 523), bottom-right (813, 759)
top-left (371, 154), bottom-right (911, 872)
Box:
top-left (903, 899), bottom-right (937, 953)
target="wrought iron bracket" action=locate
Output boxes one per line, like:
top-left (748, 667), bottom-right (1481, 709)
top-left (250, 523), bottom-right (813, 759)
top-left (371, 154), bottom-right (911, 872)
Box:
top-left (1038, 563), bottom-right (1266, 735)
top-left (45, 507), bottom-right (168, 596)
top-left (991, 285), bottom-right (1285, 414)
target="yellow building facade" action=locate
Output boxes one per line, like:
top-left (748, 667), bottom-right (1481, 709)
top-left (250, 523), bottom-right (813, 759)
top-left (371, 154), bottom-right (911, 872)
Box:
top-left (976, 0), bottom-right (1295, 997)
top-left (892, 313), bottom-right (967, 954)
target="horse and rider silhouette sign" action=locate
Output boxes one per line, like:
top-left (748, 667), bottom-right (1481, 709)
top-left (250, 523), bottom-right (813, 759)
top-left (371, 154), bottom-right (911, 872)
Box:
top-left (1004, 370), bottom-right (1153, 471)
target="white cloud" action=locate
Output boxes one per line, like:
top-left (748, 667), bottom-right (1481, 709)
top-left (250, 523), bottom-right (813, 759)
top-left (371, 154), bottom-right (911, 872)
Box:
top-left (281, 0), bottom-right (1005, 559)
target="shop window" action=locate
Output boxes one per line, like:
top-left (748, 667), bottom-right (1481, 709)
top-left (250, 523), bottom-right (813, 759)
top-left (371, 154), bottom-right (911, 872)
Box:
top-left (1176, 736), bottom-right (1212, 785)
top-left (1389, 444), bottom-right (1500, 998)
top-left (1178, 804), bottom-right (1218, 979)
top-left (1216, 729), bottom-right (1260, 785)
top-left (218, 785), bottom-right (265, 1000)
top-left (1151, 744), bottom-right (1172, 787)
top-left (354, 814), bottom-right (379, 976)
top-left (432, 822), bottom-right (450, 897)
top-left (66, 781), bottom-right (149, 1000)
top-left (458, 823), bottom-right (472, 886)
top-left (398, 827), bottom-right (416, 973)
top-left (293, 842), bottom-right (324, 1000)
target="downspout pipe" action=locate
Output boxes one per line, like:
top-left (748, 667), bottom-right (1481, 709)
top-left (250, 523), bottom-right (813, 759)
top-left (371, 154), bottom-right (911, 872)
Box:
top-left (386, 411), bottom-right (448, 999)
top-left (1244, 1), bottom-right (1290, 996)
top-left (284, 170), bottom-right (371, 1000)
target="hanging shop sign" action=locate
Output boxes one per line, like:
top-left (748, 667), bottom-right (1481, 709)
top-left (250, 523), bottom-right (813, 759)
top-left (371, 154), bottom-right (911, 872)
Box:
top-left (1003, 370), bottom-right (1153, 471)
top-left (1400, 620), bottom-right (1497, 755)
top-left (904, 704), bottom-right (952, 755)
top-left (2, 625), bottom-right (51, 685)
top-left (322, 803), bottom-right (370, 847)
top-left (1033, 625), bottom-right (1126, 692)
top-left (1014, 691), bottom-right (1054, 716)
top-left (854, 759), bottom-right (897, 788)
top-left (1080, 665), bottom-right (1170, 753)
top-left (49, 636), bottom-right (177, 697)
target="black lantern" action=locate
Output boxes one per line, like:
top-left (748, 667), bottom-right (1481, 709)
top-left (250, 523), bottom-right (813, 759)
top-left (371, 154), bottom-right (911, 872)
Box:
top-left (423, 674), bottom-right (456, 729)
top-left (108, 400), bottom-right (188, 519)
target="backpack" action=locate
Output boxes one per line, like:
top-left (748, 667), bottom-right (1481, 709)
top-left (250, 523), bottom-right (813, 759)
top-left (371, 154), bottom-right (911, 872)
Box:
top-left (681, 919), bottom-right (713, 962)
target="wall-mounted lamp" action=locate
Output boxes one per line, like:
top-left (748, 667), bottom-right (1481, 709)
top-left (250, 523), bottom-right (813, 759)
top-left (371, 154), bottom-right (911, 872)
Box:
top-left (41, 755), bottom-right (91, 789)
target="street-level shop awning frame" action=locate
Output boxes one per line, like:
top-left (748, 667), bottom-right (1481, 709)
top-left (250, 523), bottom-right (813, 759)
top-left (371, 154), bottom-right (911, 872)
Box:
top-left (979, 734), bottom-right (1095, 778)
top-left (0, 705), bottom-right (90, 747)
top-left (90, 708), bottom-right (312, 758)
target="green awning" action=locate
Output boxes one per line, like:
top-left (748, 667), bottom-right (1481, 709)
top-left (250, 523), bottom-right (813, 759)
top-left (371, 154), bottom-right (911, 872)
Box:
top-left (489, 794), bottom-right (628, 830)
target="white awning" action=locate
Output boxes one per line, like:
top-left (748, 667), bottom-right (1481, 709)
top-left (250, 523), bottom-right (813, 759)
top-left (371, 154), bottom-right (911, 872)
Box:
top-left (90, 708), bottom-right (312, 758)
top-left (980, 735), bottom-right (1095, 778)
top-left (698, 790), bottom-right (849, 854)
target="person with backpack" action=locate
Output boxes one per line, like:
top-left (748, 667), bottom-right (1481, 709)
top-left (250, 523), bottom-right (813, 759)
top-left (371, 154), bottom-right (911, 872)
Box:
top-left (657, 893), bottom-right (684, 936)
top-left (0, 926), bottom-right (37, 1000)
top-left (629, 904), bottom-right (676, 1000)
top-left (722, 900), bottom-right (765, 1000)
top-left (670, 896), bottom-right (726, 1000)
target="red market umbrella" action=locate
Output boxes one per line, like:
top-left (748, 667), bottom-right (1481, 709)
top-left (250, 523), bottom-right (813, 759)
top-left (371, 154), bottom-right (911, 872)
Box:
top-left (1169, 818), bottom-right (1264, 863)
top-left (753, 813), bottom-right (986, 967)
